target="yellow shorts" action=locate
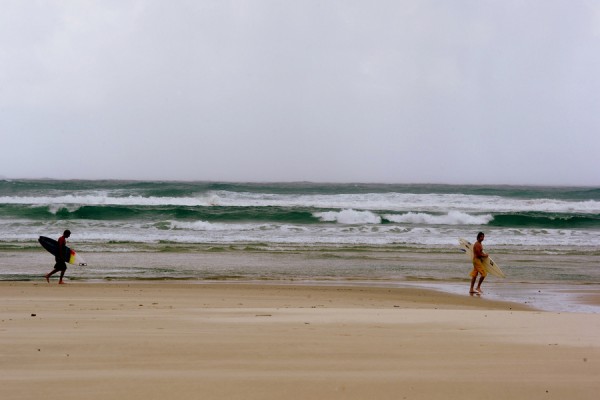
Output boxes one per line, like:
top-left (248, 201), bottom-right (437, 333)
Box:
top-left (470, 258), bottom-right (487, 278)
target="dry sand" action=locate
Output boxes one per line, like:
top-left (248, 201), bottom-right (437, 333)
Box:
top-left (1, 281), bottom-right (599, 400)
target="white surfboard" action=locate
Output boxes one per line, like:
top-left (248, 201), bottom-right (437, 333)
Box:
top-left (458, 238), bottom-right (505, 278)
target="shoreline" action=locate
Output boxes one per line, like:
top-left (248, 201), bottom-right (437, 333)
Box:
top-left (13, 276), bottom-right (600, 314)
top-left (2, 248), bottom-right (599, 314)
top-left (0, 280), bottom-right (532, 311)
top-left (2, 281), bottom-right (599, 399)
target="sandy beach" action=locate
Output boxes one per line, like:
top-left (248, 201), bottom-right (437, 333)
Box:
top-left (1, 282), bottom-right (599, 400)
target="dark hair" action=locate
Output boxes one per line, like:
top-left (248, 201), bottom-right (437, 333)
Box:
top-left (477, 232), bottom-right (485, 239)
top-left (64, 230), bottom-right (71, 236)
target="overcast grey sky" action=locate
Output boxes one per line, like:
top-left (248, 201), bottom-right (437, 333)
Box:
top-left (1, 0), bottom-right (599, 185)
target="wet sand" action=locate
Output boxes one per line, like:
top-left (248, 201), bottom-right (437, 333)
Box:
top-left (1, 281), bottom-right (599, 400)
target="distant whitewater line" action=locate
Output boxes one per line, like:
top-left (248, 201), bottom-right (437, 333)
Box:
top-left (1, 191), bottom-right (599, 213)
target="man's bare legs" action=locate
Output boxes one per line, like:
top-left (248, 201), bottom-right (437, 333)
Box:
top-left (45, 268), bottom-right (66, 284)
top-left (470, 275), bottom-right (485, 294)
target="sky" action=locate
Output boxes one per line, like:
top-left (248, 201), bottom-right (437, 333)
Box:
top-left (1, 0), bottom-right (599, 185)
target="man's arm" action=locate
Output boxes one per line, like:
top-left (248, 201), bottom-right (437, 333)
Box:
top-left (57, 237), bottom-right (65, 261)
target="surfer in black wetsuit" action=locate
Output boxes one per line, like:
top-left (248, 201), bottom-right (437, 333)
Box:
top-left (45, 230), bottom-right (71, 284)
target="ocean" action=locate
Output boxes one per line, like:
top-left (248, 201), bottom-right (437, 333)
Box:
top-left (1, 180), bottom-right (599, 312)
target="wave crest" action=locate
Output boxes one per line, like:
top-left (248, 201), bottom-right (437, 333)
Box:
top-left (314, 209), bottom-right (381, 224)
top-left (384, 211), bottom-right (493, 225)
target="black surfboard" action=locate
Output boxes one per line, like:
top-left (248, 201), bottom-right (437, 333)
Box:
top-left (38, 236), bottom-right (85, 265)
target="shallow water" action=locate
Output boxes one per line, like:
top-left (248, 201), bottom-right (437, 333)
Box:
top-left (4, 246), bottom-right (599, 313)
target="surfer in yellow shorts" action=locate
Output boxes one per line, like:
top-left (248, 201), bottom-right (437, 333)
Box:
top-left (470, 232), bottom-right (488, 294)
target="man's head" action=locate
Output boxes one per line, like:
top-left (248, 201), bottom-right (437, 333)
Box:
top-left (64, 230), bottom-right (71, 238)
top-left (477, 232), bottom-right (485, 241)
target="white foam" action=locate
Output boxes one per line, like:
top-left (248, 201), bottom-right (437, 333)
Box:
top-left (168, 220), bottom-right (258, 231)
top-left (384, 211), bottom-right (494, 225)
top-left (3, 219), bottom-right (599, 247)
top-left (2, 191), bottom-right (599, 213)
top-left (314, 209), bottom-right (381, 224)
top-left (0, 195), bottom-right (210, 207)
